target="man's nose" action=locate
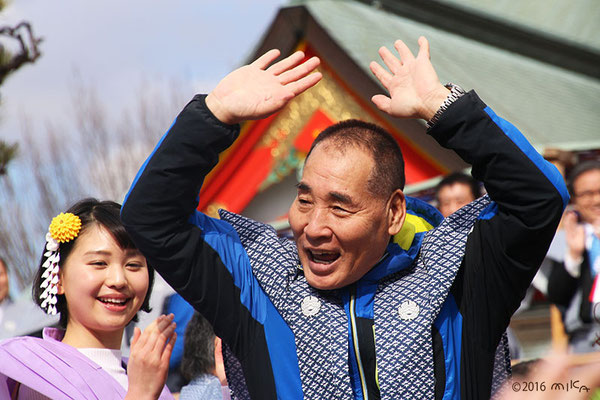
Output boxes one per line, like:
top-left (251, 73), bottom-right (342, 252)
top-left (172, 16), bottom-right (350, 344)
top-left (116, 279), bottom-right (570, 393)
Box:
top-left (304, 208), bottom-right (332, 240)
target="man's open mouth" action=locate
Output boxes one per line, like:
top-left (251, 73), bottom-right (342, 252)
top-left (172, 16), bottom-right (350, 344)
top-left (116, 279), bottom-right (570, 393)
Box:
top-left (308, 249), bottom-right (340, 265)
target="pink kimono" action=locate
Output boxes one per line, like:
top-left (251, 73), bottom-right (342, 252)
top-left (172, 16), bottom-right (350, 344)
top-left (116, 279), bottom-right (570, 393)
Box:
top-left (0, 328), bottom-right (173, 399)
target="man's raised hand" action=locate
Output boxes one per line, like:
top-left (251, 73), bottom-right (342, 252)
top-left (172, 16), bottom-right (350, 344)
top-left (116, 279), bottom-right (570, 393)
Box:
top-left (206, 50), bottom-right (321, 125)
top-left (369, 37), bottom-right (450, 121)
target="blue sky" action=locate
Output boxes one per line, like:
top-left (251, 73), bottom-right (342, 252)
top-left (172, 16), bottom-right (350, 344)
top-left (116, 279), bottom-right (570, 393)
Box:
top-left (0, 0), bottom-right (288, 142)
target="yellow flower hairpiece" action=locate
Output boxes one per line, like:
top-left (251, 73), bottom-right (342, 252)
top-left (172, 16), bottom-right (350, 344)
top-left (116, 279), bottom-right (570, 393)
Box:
top-left (49, 212), bottom-right (82, 243)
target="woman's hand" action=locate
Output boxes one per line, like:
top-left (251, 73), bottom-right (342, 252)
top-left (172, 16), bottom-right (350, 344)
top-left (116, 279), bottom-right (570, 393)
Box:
top-left (125, 314), bottom-right (177, 400)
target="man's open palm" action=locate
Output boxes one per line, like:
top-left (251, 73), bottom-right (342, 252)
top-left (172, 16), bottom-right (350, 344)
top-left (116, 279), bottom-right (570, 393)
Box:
top-left (206, 50), bottom-right (321, 125)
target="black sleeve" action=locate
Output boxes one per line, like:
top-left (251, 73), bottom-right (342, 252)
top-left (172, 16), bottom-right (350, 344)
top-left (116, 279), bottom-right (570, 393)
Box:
top-left (429, 91), bottom-right (568, 347)
top-left (122, 94), bottom-right (239, 288)
top-left (429, 91), bottom-right (568, 399)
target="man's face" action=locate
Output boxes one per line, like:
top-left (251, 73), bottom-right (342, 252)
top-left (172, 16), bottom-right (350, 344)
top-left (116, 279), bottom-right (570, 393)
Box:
top-left (288, 143), bottom-right (404, 290)
top-left (572, 169), bottom-right (600, 224)
top-left (437, 182), bottom-right (475, 217)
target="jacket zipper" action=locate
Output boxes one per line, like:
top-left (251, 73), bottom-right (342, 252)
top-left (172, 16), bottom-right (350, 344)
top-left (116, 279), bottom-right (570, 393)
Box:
top-left (350, 285), bottom-right (369, 400)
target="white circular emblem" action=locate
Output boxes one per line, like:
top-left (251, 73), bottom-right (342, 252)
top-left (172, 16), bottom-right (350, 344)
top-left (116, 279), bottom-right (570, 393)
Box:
top-left (398, 300), bottom-right (419, 320)
top-left (301, 296), bottom-right (321, 317)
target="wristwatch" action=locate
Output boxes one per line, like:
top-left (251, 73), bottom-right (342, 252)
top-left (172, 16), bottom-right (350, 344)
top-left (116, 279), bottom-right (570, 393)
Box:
top-left (426, 83), bottom-right (466, 130)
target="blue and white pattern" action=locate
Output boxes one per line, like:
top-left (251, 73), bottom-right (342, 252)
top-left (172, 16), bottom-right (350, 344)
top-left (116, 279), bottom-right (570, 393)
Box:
top-left (219, 194), bottom-right (510, 399)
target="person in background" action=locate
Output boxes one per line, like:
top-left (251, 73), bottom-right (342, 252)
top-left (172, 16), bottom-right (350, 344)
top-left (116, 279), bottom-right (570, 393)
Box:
top-left (0, 257), bottom-right (12, 326)
top-left (179, 312), bottom-right (229, 400)
top-left (163, 293), bottom-right (195, 392)
top-left (548, 160), bottom-right (600, 353)
top-left (435, 171), bottom-right (482, 217)
top-left (0, 199), bottom-right (176, 399)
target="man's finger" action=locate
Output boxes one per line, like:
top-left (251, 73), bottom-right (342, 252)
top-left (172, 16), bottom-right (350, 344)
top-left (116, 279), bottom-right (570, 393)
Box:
top-left (378, 46), bottom-right (402, 74)
top-left (278, 56), bottom-right (320, 85)
top-left (371, 94), bottom-right (391, 114)
top-left (369, 61), bottom-right (392, 88)
top-left (251, 49), bottom-right (281, 70)
top-left (266, 51), bottom-right (306, 76)
top-left (286, 72), bottom-right (322, 96)
top-left (394, 40), bottom-right (416, 64)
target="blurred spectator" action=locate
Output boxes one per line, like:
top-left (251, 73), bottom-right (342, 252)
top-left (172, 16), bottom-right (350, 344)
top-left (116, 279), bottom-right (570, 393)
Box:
top-left (0, 257), bottom-right (12, 325)
top-left (435, 172), bottom-right (483, 217)
top-left (548, 160), bottom-right (600, 353)
top-left (179, 312), bottom-right (229, 400)
top-left (163, 293), bottom-right (195, 392)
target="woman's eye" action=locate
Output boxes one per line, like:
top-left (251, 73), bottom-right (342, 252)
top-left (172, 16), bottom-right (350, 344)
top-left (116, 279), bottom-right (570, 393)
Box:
top-left (90, 261), bottom-right (107, 266)
top-left (126, 262), bottom-right (144, 269)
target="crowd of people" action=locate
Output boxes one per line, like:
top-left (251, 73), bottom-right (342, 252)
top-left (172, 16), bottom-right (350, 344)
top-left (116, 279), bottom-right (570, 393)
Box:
top-left (0, 35), bottom-right (598, 399)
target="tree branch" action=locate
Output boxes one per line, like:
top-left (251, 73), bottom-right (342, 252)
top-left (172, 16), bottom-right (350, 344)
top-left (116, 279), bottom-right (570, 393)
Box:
top-left (0, 21), bottom-right (42, 85)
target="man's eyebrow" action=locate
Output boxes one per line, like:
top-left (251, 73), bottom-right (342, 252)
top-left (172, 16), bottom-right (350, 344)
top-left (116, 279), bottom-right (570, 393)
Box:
top-left (296, 182), bottom-right (356, 206)
top-left (296, 182), bottom-right (311, 192)
top-left (329, 191), bottom-right (355, 206)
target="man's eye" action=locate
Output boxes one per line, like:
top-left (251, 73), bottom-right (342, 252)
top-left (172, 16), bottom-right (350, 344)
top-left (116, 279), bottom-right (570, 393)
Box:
top-left (298, 198), bottom-right (311, 205)
top-left (333, 206), bottom-right (349, 213)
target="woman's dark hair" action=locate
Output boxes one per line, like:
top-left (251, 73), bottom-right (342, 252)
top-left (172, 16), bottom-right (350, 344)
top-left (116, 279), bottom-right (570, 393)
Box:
top-left (32, 198), bottom-right (154, 328)
top-left (181, 312), bottom-right (216, 382)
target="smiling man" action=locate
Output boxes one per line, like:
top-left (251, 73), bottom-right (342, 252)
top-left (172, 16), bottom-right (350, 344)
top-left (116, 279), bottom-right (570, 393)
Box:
top-left (548, 160), bottom-right (600, 353)
top-left (290, 120), bottom-right (406, 290)
top-left (122, 38), bottom-right (568, 399)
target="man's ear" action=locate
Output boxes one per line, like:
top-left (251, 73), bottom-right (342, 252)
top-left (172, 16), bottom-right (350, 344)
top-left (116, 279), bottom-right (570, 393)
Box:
top-left (387, 189), bottom-right (406, 236)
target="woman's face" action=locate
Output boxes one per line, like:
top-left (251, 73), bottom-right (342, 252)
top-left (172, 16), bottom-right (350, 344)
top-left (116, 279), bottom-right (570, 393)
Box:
top-left (57, 224), bottom-right (149, 336)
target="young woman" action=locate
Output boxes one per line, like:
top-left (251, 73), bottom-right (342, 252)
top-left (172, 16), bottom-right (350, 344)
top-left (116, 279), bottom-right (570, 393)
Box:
top-left (0, 199), bottom-right (176, 399)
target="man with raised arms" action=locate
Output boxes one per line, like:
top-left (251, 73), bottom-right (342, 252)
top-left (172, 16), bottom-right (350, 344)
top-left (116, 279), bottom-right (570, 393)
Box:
top-left (122, 37), bottom-right (568, 399)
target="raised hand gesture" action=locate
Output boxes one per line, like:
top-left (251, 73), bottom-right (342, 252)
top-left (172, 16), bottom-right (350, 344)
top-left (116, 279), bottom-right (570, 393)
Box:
top-left (206, 50), bottom-right (321, 125)
top-left (125, 314), bottom-right (177, 400)
top-left (369, 36), bottom-right (450, 121)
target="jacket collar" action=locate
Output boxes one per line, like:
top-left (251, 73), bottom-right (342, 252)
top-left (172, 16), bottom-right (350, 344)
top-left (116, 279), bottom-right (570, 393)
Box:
top-left (362, 196), bottom-right (442, 283)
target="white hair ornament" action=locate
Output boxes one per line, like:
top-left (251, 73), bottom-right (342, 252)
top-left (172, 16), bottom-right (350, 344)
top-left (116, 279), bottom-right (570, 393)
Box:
top-left (40, 213), bottom-right (81, 315)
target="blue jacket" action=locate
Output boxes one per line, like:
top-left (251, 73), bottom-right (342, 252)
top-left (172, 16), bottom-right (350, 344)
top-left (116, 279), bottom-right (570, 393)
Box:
top-left (122, 91), bottom-right (568, 399)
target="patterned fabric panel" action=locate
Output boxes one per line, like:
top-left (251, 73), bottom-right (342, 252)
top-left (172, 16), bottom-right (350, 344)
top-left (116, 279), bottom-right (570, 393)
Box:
top-left (219, 210), bottom-right (353, 399)
top-left (376, 195), bottom-right (492, 399)
top-left (222, 341), bottom-right (250, 400)
top-left (491, 332), bottom-right (512, 396)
